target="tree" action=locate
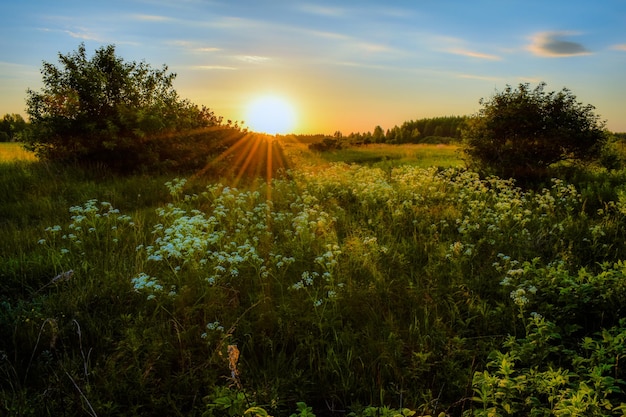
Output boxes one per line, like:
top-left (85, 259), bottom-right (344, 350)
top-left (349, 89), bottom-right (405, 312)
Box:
top-left (0, 113), bottom-right (27, 142)
top-left (372, 125), bottom-right (385, 143)
top-left (463, 82), bottom-right (607, 181)
top-left (25, 43), bottom-right (219, 170)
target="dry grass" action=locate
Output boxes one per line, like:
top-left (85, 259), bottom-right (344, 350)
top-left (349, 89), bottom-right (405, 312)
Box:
top-left (0, 143), bottom-right (37, 162)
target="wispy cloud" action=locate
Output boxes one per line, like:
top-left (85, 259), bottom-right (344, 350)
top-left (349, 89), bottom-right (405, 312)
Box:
top-left (355, 42), bottom-right (394, 53)
top-left (611, 44), bottom-right (626, 51)
top-left (131, 14), bottom-right (173, 22)
top-left (434, 35), bottom-right (501, 61)
top-left (297, 3), bottom-right (346, 17)
top-left (0, 61), bottom-right (39, 78)
top-left (457, 73), bottom-right (501, 81)
top-left (38, 25), bottom-right (103, 42)
top-left (307, 29), bottom-right (351, 41)
top-left (527, 31), bottom-right (591, 57)
top-left (235, 55), bottom-right (270, 63)
top-left (190, 65), bottom-right (237, 71)
top-left (197, 47), bottom-right (221, 52)
top-left (167, 40), bottom-right (221, 53)
top-left (65, 29), bottom-right (98, 40)
top-left (447, 48), bottom-right (501, 61)
top-left (517, 76), bottom-right (543, 84)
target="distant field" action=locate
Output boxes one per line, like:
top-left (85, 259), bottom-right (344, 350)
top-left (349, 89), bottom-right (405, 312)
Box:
top-left (0, 142), bottom-right (37, 162)
top-left (287, 142), bottom-right (465, 169)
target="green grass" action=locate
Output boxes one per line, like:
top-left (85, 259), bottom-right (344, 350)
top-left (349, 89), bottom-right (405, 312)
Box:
top-left (310, 143), bottom-right (464, 168)
top-left (2, 145), bottom-right (626, 416)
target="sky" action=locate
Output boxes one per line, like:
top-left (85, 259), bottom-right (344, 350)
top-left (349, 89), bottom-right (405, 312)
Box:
top-left (1, 0), bottom-right (625, 134)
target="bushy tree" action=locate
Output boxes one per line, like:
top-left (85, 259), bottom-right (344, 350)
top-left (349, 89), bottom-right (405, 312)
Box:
top-left (25, 43), bottom-right (220, 171)
top-left (0, 113), bottom-right (27, 142)
top-left (463, 82), bottom-right (607, 181)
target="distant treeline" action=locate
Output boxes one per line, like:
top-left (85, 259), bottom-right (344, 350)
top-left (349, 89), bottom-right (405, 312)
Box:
top-left (297, 116), bottom-right (468, 151)
top-left (297, 117), bottom-right (626, 153)
top-left (366, 115), bottom-right (468, 144)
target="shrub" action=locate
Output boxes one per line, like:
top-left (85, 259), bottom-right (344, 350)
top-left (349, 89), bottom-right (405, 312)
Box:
top-left (24, 43), bottom-right (221, 172)
top-left (463, 82), bottom-right (607, 182)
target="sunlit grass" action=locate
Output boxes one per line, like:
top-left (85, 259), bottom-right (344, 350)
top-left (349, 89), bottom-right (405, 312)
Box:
top-left (0, 143), bottom-right (37, 162)
top-left (299, 143), bottom-right (465, 168)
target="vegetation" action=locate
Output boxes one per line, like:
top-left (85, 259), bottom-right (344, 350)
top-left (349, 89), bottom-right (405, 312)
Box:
top-left (2, 138), bottom-right (626, 415)
top-left (356, 116), bottom-right (467, 145)
top-left (463, 82), bottom-right (607, 182)
top-left (0, 143), bottom-right (37, 162)
top-left (300, 143), bottom-right (463, 169)
top-left (0, 113), bottom-right (28, 142)
top-left (23, 43), bottom-right (232, 173)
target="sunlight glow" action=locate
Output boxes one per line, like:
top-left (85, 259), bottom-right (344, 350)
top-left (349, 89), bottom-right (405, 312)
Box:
top-left (245, 95), bottom-right (296, 135)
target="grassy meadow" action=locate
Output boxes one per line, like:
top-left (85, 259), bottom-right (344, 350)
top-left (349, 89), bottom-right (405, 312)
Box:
top-left (2, 140), bottom-right (626, 416)
top-left (0, 143), bottom-right (37, 162)
top-left (313, 144), bottom-right (463, 168)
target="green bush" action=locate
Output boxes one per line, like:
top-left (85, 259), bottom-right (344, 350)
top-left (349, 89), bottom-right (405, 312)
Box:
top-left (463, 82), bottom-right (607, 183)
top-left (24, 43), bottom-right (221, 173)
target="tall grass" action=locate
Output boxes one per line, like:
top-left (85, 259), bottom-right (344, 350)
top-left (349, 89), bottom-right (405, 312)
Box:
top-left (2, 148), bottom-right (626, 416)
top-left (0, 143), bottom-right (37, 162)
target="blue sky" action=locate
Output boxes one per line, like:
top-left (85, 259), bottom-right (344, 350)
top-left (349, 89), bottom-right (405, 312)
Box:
top-left (1, 0), bottom-right (625, 133)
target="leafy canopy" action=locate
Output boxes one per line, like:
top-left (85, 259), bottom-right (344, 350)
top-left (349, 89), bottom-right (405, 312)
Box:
top-left (463, 82), bottom-right (607, 180)
top-left (0, 113), bottom-right (27, 142)
top-left (25, 43), bottom-right (219, 170)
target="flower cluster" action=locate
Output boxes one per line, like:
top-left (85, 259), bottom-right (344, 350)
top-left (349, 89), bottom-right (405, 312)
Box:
top-left (133, 179), bottom-right (344, 303)
top-left (39, 199), bottom-right (135, 270)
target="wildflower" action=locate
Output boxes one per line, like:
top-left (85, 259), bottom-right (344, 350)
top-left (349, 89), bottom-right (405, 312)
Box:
top-left (510, 288), bottom-right (529, 307)
top-left (451, 241), bottom-right (464, 256)
top-left (206, 321), bottom-right (224, 332)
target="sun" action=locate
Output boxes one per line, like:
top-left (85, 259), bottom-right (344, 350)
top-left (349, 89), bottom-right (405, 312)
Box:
top-left (245, 95), bottom-right (296, 135)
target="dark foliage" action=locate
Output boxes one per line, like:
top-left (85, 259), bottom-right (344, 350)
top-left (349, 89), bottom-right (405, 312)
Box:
top-left (0, 113), bottom-right (28, 142)
top-left (463, 82), bottom-right (607, 181)
top-left (345, 116), bottom-right (467, 145)
top-left (24, 43), bottom-right (221, 172)
top-left (309, 137), bottom-right (345, 152)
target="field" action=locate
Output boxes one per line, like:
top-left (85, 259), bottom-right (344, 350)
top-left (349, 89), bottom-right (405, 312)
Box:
top-left (281, 142), bottom-right (464, 169)
top-left (0, 143), bottom-right (37, 162)
top-left (2, 140), bottom-right (626, 416)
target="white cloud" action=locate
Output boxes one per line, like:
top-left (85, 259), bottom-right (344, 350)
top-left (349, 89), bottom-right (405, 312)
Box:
top-left (611, 44), bottom-right (626, 51)
top-left (235, 55), bottom-right (270, 63)
top-left (63, 27), bottom-right (101, 41)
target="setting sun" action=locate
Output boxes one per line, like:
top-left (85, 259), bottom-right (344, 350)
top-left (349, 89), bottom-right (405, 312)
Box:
top-left (245, 95), bottom-right (296, 135)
